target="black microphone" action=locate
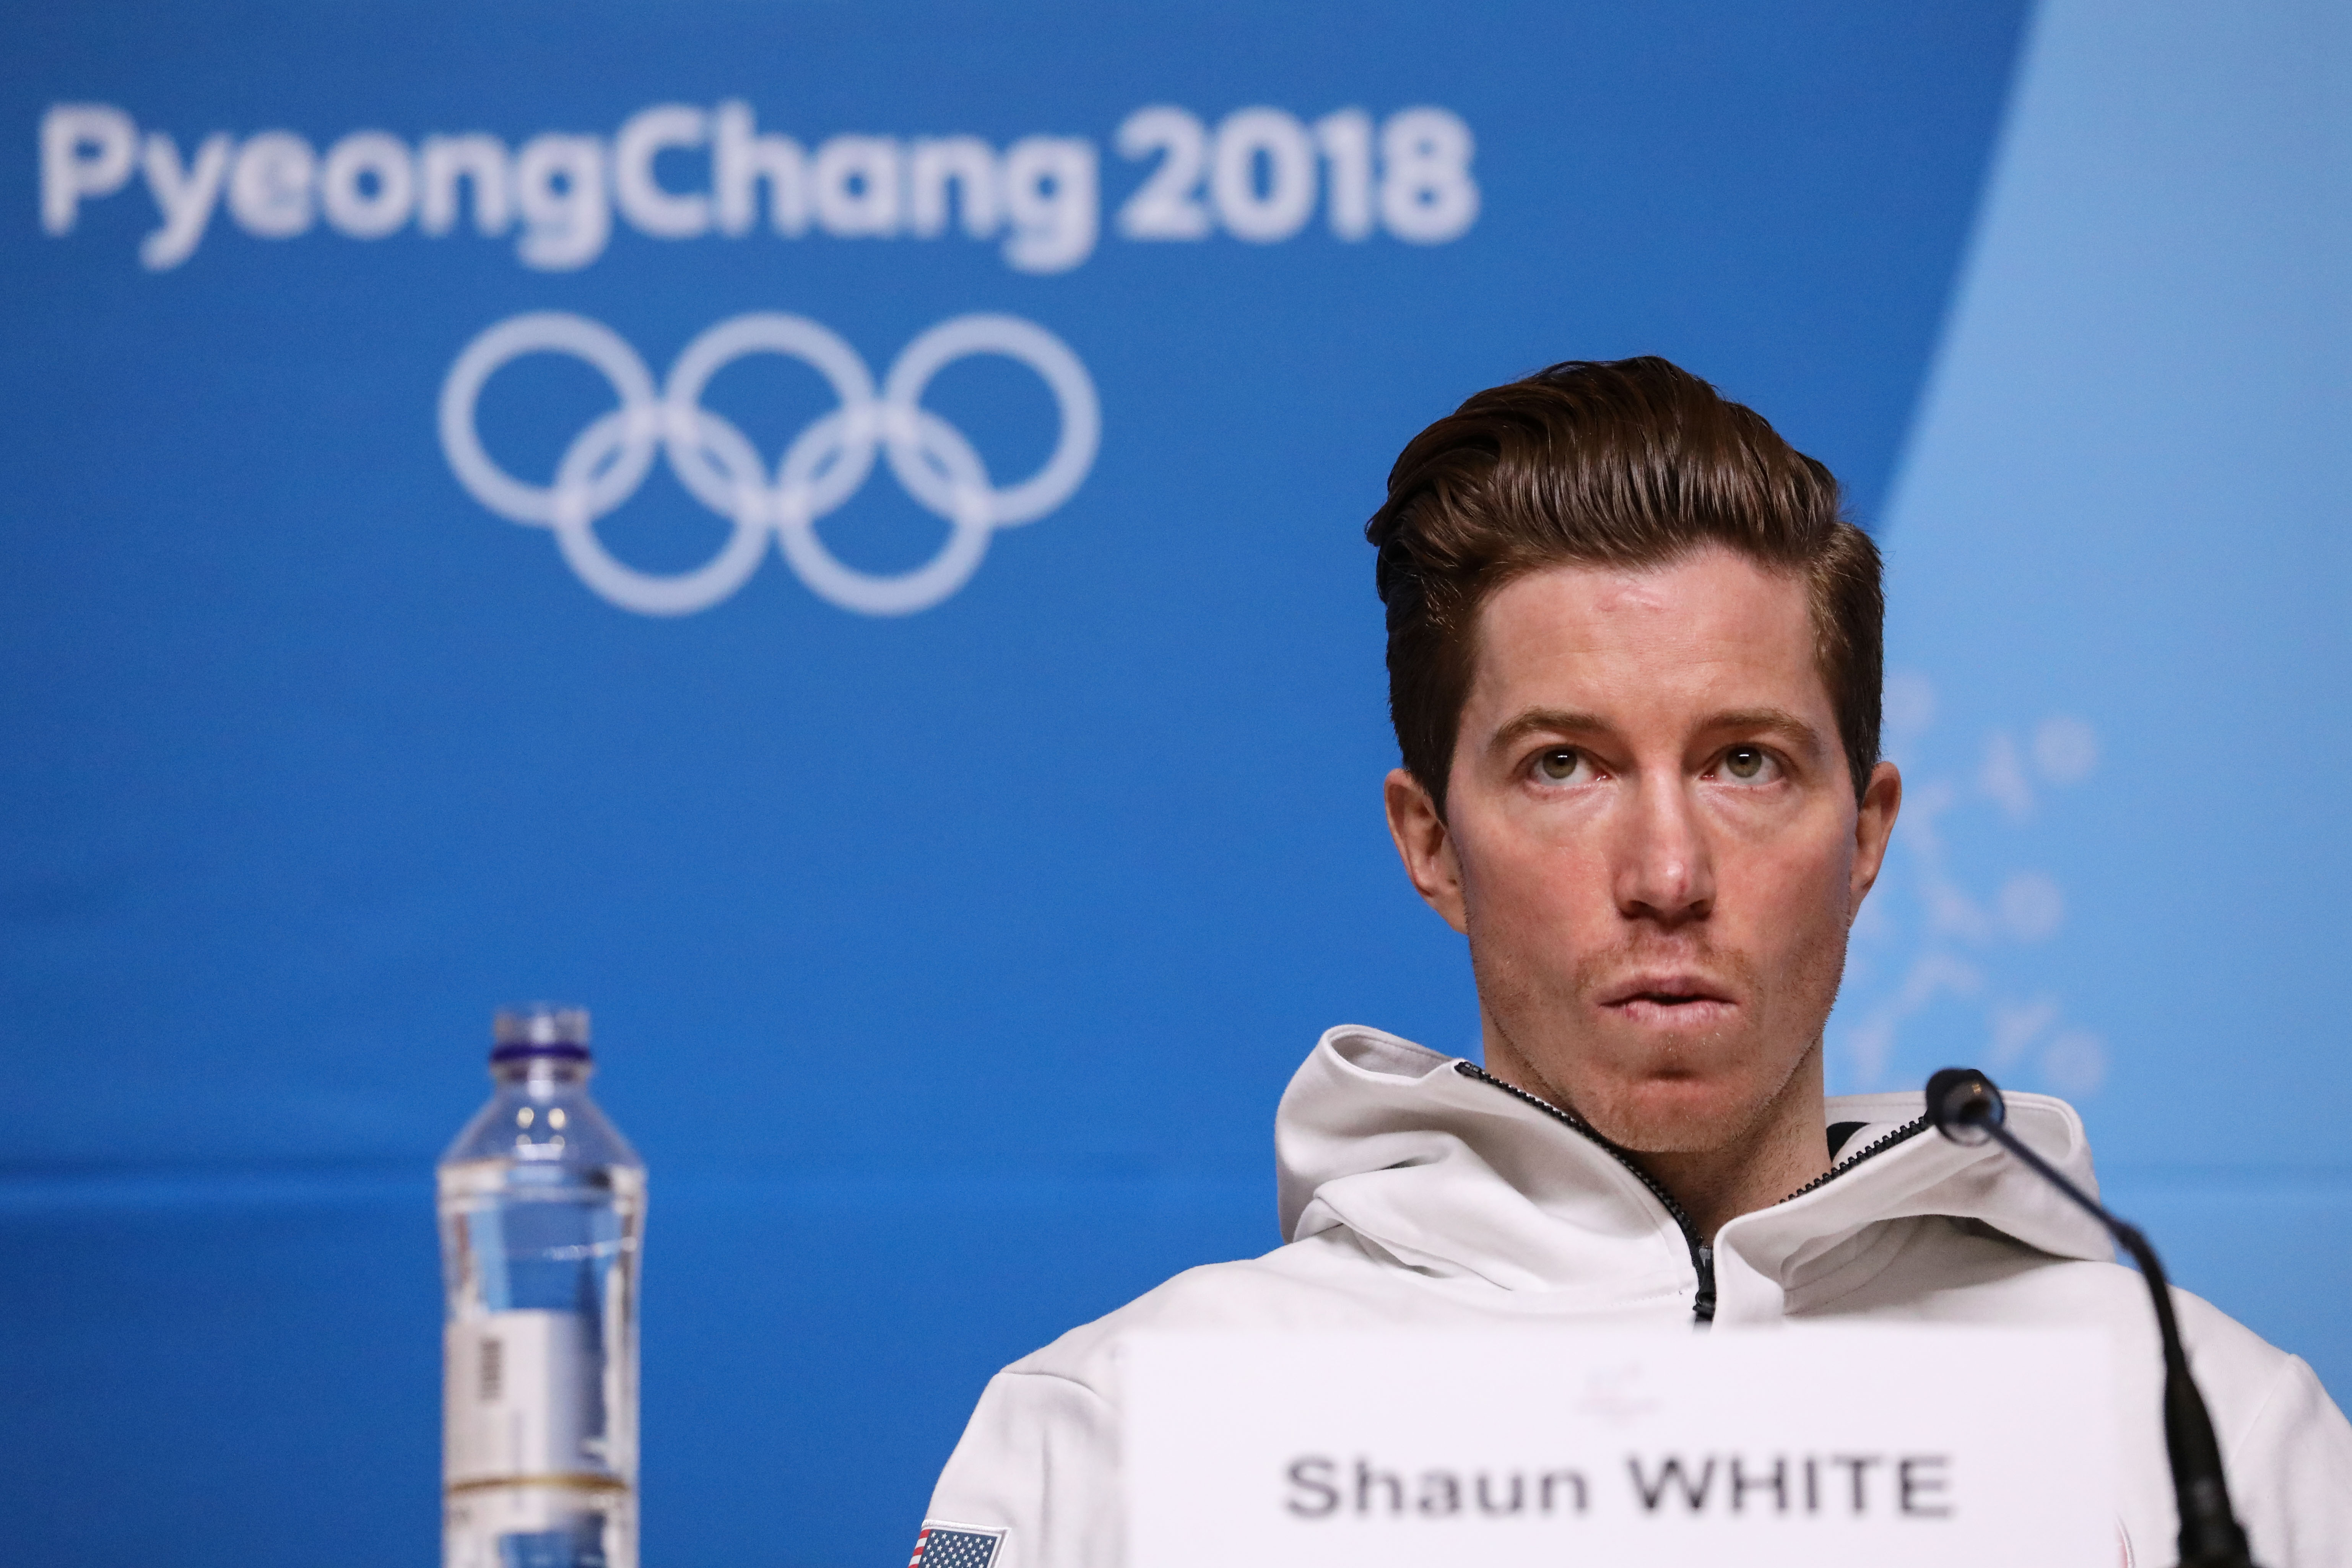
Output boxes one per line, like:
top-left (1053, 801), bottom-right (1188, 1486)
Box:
top-left (1925, 1067), bottom-right (2258, 1568)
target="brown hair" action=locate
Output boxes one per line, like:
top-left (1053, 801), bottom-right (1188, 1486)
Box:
top-left (1366, 356), bottom-right (1882, 813)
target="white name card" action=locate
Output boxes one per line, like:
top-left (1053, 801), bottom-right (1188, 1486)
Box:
top-left (1122, 1326), bottom-right (2115, 1568)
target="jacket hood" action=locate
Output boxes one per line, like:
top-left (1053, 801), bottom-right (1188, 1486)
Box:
top-left (1274, 1025), bottom-right (2115, 1321)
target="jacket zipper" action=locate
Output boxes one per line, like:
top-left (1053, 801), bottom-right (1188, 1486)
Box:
top-left (1457, 1062), bottom-right (1933, 1324)
top-left (1455, 1062), bottom-right (1718, 1323)
top-left (1774, 1116), bottom-right (1931, 1203)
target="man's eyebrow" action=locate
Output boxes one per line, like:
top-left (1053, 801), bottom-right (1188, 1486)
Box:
top-left (1487, 708), bottom-right (1612, 751)
top-left (1704, 707), bottom-right (1827, 751)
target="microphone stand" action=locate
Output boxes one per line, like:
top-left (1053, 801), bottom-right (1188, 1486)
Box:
top-left (1924, 1068), bottom-right (2258, 1568)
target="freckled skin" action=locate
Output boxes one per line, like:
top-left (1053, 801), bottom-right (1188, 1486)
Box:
top-left (1383, 547), bottom-right (1902, 1238)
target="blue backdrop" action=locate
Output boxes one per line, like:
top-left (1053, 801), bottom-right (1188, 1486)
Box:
top-left (2, 2), bottom-right (2343, 1565)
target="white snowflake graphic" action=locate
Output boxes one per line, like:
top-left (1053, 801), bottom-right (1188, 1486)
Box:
top-left (1831, 671), bottom-right (2108, 1099)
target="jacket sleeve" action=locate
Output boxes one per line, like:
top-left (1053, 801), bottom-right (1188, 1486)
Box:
top-left (920, 1367), bottom-right (1122, 1568)
top-left (2226, 1353), bottom-right (2352, 1567)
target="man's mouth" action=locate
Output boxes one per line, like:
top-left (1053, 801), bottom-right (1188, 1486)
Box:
top-left (1596, 973), bottom-right (1738, 1024)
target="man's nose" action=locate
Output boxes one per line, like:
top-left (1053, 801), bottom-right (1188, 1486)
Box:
top-left (1613, 774), bottom-right (1715, 925)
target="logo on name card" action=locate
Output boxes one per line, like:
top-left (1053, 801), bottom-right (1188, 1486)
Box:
top-left (1570, 1362), bottom-right (1663, 1428)
top-left (438, 310), bottom-right (1100, 616)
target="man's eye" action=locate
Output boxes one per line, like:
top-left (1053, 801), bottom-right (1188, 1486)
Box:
top-left (1721, 746), bottom-right (1774, 782)
top-left (1535, 748), bottom-right (1585, 782)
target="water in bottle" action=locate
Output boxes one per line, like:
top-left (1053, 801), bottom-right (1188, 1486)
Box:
top-left (437, 1005), bottom-right (645, 1568)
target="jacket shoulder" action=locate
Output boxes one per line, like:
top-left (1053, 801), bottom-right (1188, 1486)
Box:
top-left (1006, 1227), bottom-right (1405, 1390)
top-left (920, 1229), bottom-right (1400, 1568)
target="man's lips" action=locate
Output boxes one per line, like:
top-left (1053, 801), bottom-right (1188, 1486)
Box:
top-left (1595, 973), bottom-right (1738, 1022)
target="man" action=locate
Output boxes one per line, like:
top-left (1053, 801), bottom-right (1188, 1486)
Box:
top-left (915, 358), bottom-right (2352, 1565)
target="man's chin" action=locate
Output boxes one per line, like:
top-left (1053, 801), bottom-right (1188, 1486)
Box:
top-left (1571, 1072), bottom-right (1764, 1155)
top-left (1486, 1011), bottom-right (1807, 1153)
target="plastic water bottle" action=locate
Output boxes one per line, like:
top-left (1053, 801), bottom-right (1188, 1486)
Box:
top-left (437, 1005), bottom-right (646, 1568)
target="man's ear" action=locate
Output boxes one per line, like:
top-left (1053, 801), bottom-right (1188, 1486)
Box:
top-left (1384, 767), bottom-right (1469, 934)
top-left (1849, 758), bottom-right (1902, 913)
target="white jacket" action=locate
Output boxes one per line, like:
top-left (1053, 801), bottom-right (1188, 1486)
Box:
top-left (925, 1026), bottom-right (2352, 1565)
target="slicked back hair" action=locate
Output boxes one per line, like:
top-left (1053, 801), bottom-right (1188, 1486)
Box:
top-left (1365, 356), bottom-right (1882, 815)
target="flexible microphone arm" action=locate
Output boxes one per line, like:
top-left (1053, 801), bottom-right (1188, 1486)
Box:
top-left (1924, 1068), bottom-right (2258, 1568)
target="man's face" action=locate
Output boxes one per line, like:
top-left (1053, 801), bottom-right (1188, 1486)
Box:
top-left (1384, 545), bottom-right (1900, 1154)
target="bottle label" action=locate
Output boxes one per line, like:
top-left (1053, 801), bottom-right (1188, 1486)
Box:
top-left (444, 1310), bottom-right (608, 1485)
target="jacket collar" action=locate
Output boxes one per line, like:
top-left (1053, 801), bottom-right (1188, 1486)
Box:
top-left (1276, 1025), bottom-right (2113, 1316)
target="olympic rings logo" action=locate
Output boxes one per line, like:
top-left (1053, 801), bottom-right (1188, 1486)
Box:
top-left (437, 311), bottom-right (1100, 616)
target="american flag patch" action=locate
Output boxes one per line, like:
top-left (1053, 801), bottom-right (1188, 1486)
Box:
top-left (906, 1521), bottom-right (1006, 1568)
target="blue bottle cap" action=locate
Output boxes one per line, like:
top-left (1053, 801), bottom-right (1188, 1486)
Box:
top-left (491, 1003), bottom-right (592, 1063)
